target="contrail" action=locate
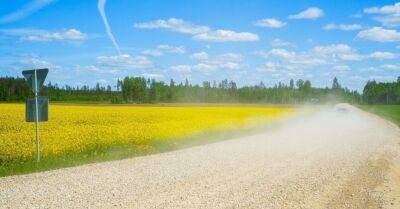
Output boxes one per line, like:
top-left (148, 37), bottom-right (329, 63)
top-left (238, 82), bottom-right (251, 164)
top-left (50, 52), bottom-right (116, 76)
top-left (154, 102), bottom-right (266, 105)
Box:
top-left (0, 0), bottom-right (56, 24)
top-left (97, 0), bottom-right (121, 55)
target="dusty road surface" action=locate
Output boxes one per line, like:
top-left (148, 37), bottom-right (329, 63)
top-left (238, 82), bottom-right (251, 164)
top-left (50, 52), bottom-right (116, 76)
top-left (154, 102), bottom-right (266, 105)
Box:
top-left (1, 104), bottom-right (400, 209)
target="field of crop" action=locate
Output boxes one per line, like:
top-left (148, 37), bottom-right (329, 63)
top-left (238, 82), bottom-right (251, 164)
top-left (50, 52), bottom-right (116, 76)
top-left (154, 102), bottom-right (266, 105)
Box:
top-left (0, 104), bottom-right (295, 168)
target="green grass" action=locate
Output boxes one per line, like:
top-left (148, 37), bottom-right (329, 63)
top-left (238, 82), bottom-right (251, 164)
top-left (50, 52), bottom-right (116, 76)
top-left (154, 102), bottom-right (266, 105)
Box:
top-left (360, 105), bottom-right (400, 126)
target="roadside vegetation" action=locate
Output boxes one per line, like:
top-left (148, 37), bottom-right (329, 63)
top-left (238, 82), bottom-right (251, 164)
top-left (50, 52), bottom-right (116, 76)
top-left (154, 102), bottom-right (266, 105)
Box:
top-left (360, 105), bottom-right (400, 126)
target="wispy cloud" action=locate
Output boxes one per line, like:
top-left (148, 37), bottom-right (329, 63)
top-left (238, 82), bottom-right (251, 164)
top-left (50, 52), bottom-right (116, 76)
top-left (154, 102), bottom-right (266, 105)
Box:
top-left (0, 0), bottom-right (56, 24)
top-left (0, 28), bottom-right (87, 42)
top-left (323, 23), bottom-right (362, 31)
top-left (364, 3), bottom-right (400, 15)
top-left (167, 65), bottom-right (192, 73)
top-left (98, 0), bottom-right (121, 54)
top-left (288, 7), bottom-right (324, 20)
top-left (22, 29), bottom-right (87, 42)
top-left (356, 27), bottom-right (400, 42)
top-left (134, 18), bottom-right (210, 34)
top-left (364, 3), bottom-right (400, 27)
top-left (369, 51), bottom-right (398, 59)
top-left (97, 54), bottom-right (152, 69)
top-left (135, 18), bottom-right (259, 42)
top-left (190, 52), bottom-right (244, 71)
top-left (192, 30), bottom-right (259, 42)
top-left (253, 18), bottom-right (287, 28)
top-left (142, 45), bottom-right (186, 57)
top-left (269, 39), bottom-right (293, 47)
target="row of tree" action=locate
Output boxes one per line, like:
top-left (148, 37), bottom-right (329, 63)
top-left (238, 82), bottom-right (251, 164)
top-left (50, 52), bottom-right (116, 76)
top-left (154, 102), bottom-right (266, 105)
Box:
top-left (0, 76), bottom-right (398, 104)
top-left (118, 77), bottom-right (361, 104)
top-left (363, 77), bottom-right (400, 104)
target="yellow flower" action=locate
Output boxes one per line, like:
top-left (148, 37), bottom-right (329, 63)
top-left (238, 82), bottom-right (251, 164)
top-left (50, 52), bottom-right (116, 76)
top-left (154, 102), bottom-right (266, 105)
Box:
top-left (0, 104), bottom-right (295, 163)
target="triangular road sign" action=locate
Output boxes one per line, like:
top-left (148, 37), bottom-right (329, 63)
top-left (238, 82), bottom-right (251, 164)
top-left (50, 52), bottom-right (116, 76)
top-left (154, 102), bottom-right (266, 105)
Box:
top-left (26, 96), bottom-right (49, 122)
top-left (22, 68), bottom-right (49, 93)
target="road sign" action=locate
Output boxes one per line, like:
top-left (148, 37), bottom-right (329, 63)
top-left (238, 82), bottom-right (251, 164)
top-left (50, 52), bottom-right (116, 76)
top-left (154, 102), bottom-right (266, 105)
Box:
top-left (26, 96), bottom-right (48, 122)
top-left (22, 68), bottom-right (48, 93)
top-left (22, 68), bottom-right (49, 163)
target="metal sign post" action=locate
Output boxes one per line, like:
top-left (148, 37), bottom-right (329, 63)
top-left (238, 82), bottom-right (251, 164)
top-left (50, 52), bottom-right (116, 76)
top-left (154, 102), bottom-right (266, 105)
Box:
top-left (34, 70), bottom-right (40, 162)
top-left (23, 68), bottom-right (49, 163)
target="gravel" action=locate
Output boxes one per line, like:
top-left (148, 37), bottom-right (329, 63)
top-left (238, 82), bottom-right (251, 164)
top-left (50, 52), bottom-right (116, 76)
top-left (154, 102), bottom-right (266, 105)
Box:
top-left (1, 104), bottom-right (399, 209)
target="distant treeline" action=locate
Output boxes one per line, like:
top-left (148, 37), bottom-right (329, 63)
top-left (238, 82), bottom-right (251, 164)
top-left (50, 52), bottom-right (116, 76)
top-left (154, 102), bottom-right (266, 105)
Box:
top-left (0, 76), bottom-right (399, 104)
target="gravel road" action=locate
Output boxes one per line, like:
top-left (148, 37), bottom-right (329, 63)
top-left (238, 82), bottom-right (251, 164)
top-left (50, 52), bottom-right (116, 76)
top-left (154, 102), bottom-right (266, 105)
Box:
top-left (1, 104), bottom-right (400, 209)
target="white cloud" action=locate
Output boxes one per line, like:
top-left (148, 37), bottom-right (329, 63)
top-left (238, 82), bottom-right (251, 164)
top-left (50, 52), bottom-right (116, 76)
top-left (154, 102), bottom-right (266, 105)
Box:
top-left (369, 51), bottom-right (398, 59)
top-left (256, 62), bottom-right (278, 72)
top-left (219, 62), bottom-right (239, 70)
top-left (75, 65), bottom-right (114, 74)
top-left (192, 30), bottom-right (259, 42)
top-left (214, 53), bottom-right (243, 63)
top-left (135, 18), bottom-right (259, 42)
top-left (313, 44), bottom-right (352, 54)
top-left (96, 54), bottom-right (152, 69)
top-left (360, 67), bottom-right (380, 72)
top-left (256, 48), bottom-right (328, 67)
top-left (288, 7), bottom-right (324, 20)
top-left (134, 18), bottom-right (210, 34)
top-left (263, 48), bottom-right (329, 66)
top-left (193, 63), bottom-right (216, 72)
top-left (332, 65), bottom-right (350, 72)
top-left (374, 15), bottom-right (400, 27)
top-left (364, 3), bottom-right (400, 27)
top-left (381, 64), bottom-right (400, 70)
top-left (269, 38), bottom-right (292, 47)
top-left (255, 62), bottom-right (304, 77)
top-left (288, 56), bottom-right (327, 66)
top-left (0, 0), bottom-right (56, 24)
top-left (168, 65), bottom-right (192, 73)
top-left (253, 18), bottom-right (286, 28)
top-left (74, 64), bottom-right (129, 74)
top-left (356, 27), bottom-right (400, 42)
top-left (256, 43), bottom-right (366, 71)
top-left (364, 3), bottom-right (400, 14)
top-left (312, 44), bottom-right (364, 61)
top-left (19, 57), bottom-right (58, 69)
top-left (142, 49), bottom-right (163, 57)
top-left (267, 48), bottom-right (296, 58)
top-left (191, 52), bottom-right (243, 71)
top-left (338, 53), bottom-right (364, 61)
top-left (191, 52), bottom-right (209, 61)
top-left (22, 29), bottom-right (87, 42)
top-left (323, 23), bottom-right (362, 31)
top-left (156, 45), bottom-right (186, 53)
top-left (142, 45), bottom-right (186, 57)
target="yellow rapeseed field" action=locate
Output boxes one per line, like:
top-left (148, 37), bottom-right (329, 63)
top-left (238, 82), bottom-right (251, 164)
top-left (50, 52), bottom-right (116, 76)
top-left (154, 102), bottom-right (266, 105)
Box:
top-left (0, 104), bottom-right (295, 163)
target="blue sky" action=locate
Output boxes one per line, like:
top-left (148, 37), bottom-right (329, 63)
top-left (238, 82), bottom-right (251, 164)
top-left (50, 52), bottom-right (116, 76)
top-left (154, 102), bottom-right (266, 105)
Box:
top-left (0, 0), bottom-right (399, 91)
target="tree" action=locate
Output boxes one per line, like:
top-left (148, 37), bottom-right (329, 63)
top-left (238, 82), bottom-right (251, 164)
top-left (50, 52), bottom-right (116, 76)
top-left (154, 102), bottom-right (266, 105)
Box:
top-left (332, 77), bottom-right (341, 89)
top-left (0, 76), bottom-right (373, 105)
top-left (289, 79), bottom-right (294, 89)
top-left (296, 79), bottom-right (304, 89)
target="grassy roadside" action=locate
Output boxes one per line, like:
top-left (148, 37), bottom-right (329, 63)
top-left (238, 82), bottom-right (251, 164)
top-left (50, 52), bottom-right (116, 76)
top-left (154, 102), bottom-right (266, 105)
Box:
top-left (359, 105), bottom-right (400, 126)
